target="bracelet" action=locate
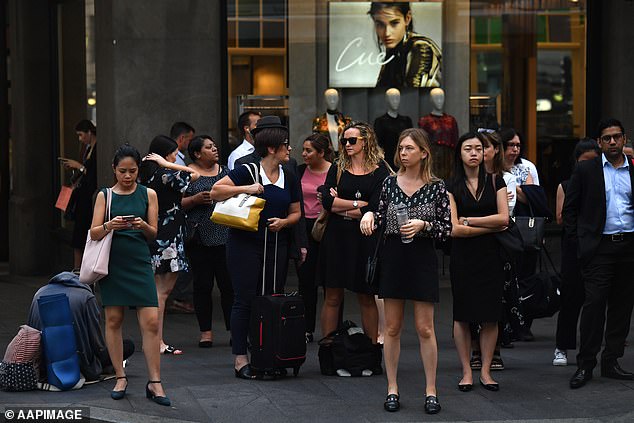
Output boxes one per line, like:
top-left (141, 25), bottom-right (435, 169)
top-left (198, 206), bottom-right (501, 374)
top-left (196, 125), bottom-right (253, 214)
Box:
top-left (103, 222), bottom-right (109, 232)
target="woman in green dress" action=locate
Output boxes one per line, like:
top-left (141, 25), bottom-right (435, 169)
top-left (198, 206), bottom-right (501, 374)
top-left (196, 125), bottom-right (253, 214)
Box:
top-left (89, 144), bottom-right (170, 406)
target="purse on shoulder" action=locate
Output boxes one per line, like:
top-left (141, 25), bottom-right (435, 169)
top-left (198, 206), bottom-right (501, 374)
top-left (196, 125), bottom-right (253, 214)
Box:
top-left (311, 166), bottom-right (343, 242)
top-left (211, 163), bottom-right (266, 232)
top-left (79, 188), bottom-right (113, 284)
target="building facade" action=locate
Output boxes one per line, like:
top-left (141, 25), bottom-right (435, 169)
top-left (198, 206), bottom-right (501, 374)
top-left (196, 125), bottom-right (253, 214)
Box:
top-left (2, 0), bottom-right (634, 275)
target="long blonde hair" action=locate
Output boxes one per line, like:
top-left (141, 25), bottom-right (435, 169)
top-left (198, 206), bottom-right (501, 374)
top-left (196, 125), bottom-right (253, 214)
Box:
top-left (394, 128), bottom-right (437, 183)
top-left (337, 121), bottom-right (384, 173)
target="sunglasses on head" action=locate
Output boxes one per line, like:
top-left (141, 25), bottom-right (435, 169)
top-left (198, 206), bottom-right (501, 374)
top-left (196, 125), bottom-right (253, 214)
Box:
top-left (341, 136), bottom-right (364, 146)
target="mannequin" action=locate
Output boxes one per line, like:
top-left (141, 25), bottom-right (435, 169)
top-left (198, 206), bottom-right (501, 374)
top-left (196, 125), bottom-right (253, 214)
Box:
top-left (312, 88), bottom-right (351, 152)
top-left (418, 88), bottom-right (458, 180)
top-left (373, 88), bottom-right (412, 168)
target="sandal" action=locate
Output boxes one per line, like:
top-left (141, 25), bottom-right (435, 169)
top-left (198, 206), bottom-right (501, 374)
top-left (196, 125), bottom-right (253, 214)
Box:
top-left (425, 395), bottom-right (441, 414)
top-left (383, 393), bottom-right (400, 412)
top-left (161, 345), bottom-right (183, 355)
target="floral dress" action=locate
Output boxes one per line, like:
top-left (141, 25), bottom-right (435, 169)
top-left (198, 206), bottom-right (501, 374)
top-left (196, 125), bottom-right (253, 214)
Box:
top-left (146, 168), bottom-right (192, 274)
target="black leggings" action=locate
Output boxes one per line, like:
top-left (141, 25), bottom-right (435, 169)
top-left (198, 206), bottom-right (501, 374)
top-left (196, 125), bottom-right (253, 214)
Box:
top-left (187, 243), bottom-right (234, 332)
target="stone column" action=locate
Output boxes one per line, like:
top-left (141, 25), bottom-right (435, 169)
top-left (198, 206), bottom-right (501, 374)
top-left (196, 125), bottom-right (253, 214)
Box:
top-left (94, 0), bottom-right (225, 185)
top-left (8, 0), bottom-right (55, 274)
top-left (288, 0), bottom-right (318, 158)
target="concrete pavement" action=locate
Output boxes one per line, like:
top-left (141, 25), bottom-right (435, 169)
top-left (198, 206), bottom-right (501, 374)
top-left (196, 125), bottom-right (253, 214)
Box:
top-left (0, 245), bottom-right (633, 422)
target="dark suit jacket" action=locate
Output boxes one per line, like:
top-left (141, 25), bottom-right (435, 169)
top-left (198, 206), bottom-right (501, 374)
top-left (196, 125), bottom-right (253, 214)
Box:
top-left (234, 153), bottom-right (308, 258)
top-left (563, 155), bottom-right (634, 261)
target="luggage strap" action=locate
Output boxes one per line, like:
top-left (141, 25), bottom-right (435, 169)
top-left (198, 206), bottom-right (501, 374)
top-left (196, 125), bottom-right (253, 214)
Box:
top-left (262, 226), bottom-right (279, 296)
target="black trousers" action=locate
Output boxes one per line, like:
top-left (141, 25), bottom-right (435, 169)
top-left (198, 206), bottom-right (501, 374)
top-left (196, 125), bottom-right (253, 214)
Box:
top-left (187, 243), bottom-right (234, 332)
top-left (226, 233), bottom-right (288, 355)
top-left (555, 236), bottom-right (585, 350)
top-left (577, 236), bottom-right (634, 370)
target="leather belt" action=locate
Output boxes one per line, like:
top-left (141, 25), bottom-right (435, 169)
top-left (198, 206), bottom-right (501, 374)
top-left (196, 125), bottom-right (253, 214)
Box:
top-left (602, 232), bottom-right (634, 242)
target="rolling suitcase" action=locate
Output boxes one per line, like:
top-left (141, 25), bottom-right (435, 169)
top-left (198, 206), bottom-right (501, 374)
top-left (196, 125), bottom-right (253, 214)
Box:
top-left (249, 228), bottom-right (306, 377)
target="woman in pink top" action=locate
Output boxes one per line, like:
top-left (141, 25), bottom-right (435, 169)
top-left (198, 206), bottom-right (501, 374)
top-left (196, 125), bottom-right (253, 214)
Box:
top-left (297, 133), bottom-right (334, 343)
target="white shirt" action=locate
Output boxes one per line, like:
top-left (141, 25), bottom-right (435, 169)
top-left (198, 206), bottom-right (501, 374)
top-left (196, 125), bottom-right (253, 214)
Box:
top-left (502, 171), bottom-right (517, 216)
top-left (175, 150), bottom-right (186, 166)
top-left (228, 140), bottom-right (255, 170)
top-left (260, 164), bottom-right (285, 189)
top-left (520, 158), bottom-right (540, 185)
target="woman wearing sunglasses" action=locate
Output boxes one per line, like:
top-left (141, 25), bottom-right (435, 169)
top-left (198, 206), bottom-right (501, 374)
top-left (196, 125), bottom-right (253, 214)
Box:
top-left (318, 121), bottom-right (391, 374)
top-left (360, 128), bottom-right (451, 413)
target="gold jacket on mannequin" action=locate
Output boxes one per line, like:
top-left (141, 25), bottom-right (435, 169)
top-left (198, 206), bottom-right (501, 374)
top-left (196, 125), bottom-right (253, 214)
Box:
top-left (376, 32), bottom-right (442, 88)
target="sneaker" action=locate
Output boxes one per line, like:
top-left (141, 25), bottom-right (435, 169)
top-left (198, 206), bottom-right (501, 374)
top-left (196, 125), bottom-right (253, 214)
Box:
top-left (553, 349), bottom-right (568, 366)
top-left (491, 355), bottom-right (505, 370)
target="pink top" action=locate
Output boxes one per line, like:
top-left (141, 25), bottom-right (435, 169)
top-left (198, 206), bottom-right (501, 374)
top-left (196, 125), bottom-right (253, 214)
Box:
top-left (302, 166), bottom-right (329, 219)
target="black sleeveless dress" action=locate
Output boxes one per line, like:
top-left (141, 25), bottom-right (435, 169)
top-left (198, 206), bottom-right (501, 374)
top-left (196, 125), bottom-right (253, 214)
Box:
top-left (449, 174), bottom-right (505, 323)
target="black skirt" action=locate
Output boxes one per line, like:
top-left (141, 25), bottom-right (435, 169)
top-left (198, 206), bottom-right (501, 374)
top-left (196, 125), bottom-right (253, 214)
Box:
top-left (378, 236), bottom-right (439, 302)
top-left (319, 215), bottom-right (376, 295)
top-left (450, 234), bottom-right (504, 323)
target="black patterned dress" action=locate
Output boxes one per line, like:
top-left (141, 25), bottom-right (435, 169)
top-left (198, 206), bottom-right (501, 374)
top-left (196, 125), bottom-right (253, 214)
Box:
top-left (374, 175), bottom-right (452, 302)
top-left (145, 168), bottom-right (192, 274)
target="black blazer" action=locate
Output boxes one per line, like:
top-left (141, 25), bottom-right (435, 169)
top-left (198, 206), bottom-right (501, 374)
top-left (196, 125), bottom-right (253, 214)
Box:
top-left (563, 155), bottom-right (634, 261)
top-left (234, 153), bottom-right (309, 257)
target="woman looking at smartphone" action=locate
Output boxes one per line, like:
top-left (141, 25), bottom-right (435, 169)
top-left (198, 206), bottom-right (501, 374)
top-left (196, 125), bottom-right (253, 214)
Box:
top-left (91, 144), bottom-right (170, 406)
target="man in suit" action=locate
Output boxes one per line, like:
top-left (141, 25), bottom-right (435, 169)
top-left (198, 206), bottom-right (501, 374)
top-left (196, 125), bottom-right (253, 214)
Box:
top-left (563, 118), bottom-right (634, 389)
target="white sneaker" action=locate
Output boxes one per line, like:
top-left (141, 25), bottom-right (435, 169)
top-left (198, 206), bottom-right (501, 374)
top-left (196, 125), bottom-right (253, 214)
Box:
top-left (553, 349), bottom-right (567, 366)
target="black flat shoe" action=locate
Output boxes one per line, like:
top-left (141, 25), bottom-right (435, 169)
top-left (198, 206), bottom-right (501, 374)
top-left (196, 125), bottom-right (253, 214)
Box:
top-left (570, 368), bottom-right (592, 389)
top-left (234, 364), bottom-right (259, 380)
top-left (198, 340), bottom-right (213, 348)
top-left (145, 380), bottom-right (171, 406)
top-left (479, 377), bottom-right (499, 391)
top-left (425, 395), bottom-right (441, 414)
top-left (383, 393), bottom-right (400, 412)
top-left (458, 383), bottom-right (473, 392)
top-left (110, 376), bottom-right (127, 400)
top-left (601, 362), bottom-right (634, 380)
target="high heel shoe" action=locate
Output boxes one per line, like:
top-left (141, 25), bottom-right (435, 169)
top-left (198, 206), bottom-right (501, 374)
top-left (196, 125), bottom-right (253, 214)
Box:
top-left (146, 380), bottom-right (171, 406)
top-left (110, 376), bottom-right (127, 400)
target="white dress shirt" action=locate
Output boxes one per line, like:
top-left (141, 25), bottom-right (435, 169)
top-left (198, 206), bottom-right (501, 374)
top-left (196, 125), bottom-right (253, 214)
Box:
top-left (228, 140), bottom-right (255, 170)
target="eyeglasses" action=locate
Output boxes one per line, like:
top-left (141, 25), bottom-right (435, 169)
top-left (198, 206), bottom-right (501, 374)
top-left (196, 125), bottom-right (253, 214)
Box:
top-left (599, 133), bottom-right (624, 143)
top-left (507, 142), bottom-right (521, 149)
top-left (281, 140), bottom-right (290, 149)
top-left (341, 136), bottom-right (364, 146)
top-left (477, 128), bottom-right (495, 134)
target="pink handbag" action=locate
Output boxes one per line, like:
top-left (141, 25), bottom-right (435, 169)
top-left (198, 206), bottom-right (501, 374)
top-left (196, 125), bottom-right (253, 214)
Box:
top-left (79, 188), bottom-right (113, 284)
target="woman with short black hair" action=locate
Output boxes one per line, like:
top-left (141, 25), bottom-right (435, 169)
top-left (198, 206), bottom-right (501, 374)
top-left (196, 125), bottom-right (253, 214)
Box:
top-left (211, 116), bottom-right (302, 379)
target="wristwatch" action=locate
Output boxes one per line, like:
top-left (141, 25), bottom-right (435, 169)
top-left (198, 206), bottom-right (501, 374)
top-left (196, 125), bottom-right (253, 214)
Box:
top-left (352, 200), bottom-right (359, 209)
top-left (463, 218), bottom-right (469, 226)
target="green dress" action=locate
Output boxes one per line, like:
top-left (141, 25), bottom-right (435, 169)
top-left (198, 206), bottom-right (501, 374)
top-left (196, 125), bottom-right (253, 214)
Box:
top-left (99, 185), bottom-right (158, 307)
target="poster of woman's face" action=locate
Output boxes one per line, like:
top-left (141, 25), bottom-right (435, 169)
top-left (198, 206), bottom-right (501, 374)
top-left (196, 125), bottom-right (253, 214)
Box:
top-left (329, 2), bottom-right (443, 88)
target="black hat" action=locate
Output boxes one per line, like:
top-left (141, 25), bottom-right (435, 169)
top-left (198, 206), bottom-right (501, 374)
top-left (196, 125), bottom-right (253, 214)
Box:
top-left (251, 115), bottom-right (287, 136)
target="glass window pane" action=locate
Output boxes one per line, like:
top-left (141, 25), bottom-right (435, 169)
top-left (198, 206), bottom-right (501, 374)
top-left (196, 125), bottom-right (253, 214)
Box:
top-left (537, 15), bottom-right (547, 42)
top-left (474, 17), bottom-right (487, 44)
top-left (549, 15), bottom-right (571, 42)
top-left (238, 0), bottom-right (259, 18)
top-left (262, 21), bottom-right (284, 48)
top-left (227, 0), bottom-right (236, 18)
top-left (489, 17), bottom-right (501, 44)
top-left (238, 21), bottom-right (260, 47)
top-left (228, 20), bottom-right (237, 48)
top-left (263, 0), bottom-right (285, 19)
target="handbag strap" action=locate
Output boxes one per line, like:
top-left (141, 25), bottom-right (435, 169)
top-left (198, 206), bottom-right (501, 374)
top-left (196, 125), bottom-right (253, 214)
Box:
top-left (261, 227), bottom-right (279, 296)
top-left (105, 188), bottom-right (112, 222)
top-left (243, 162), bottom-right (260, 185)
top-left (540, 244), bottom-right (561, 278)
top-left (370, 218), bottom-right (387, 262)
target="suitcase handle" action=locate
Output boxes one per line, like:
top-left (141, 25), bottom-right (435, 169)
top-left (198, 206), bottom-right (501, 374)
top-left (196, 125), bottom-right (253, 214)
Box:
top-left (262, 226), bottom-right (279, 296)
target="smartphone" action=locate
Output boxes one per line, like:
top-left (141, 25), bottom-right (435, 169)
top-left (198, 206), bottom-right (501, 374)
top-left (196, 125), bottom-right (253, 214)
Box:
top-left (120, 215), bottom-right (136, 221)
